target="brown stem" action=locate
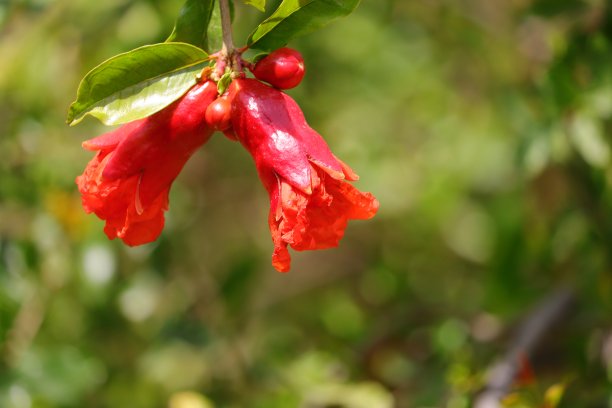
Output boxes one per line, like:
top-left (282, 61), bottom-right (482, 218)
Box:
top-left (219, 0), bottom-right (234, 56)
top-left (474, 287), bottom-right (575, 408)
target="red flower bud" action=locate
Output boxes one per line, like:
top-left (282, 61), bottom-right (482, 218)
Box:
top-left (228, 78), bottom-right (378, 272)
top-left (76, 80), bottom-right (217, 245)
top-left (251, 48), bottom-right (305, 90)
top-left (205, 95), bottom-right (232, 131)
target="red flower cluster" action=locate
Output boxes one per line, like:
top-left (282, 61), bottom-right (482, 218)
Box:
top-left (225, 78), bottom-right (378, 272)
top-left (76, 49), bottom-right (378, 272)
top-left (76, 80), bottom-right (217, 245)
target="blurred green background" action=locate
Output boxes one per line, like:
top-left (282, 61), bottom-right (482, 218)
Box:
top-left (1, 0), bottom-right (612, 407)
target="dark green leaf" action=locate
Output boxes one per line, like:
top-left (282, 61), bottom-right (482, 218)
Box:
top-left (207, 1), bottom-right (223, 53)
top-left (243, 0), bottom-right (265, 12)
top-left (247, 0), bottom-right (361, 51)
top-left (67, 43), bottom-right (209, 126)
top-left (167, 0), bottom-right (215, 51)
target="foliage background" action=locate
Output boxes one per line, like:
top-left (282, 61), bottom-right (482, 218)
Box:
top-left (0, 0), bottom-right (611, 406)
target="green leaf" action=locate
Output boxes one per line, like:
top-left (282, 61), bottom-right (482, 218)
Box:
top-left (247, 0), bottom-right (361, 52)
top-left (67, 43), bottom-right (209, 126)
top-left (243, 0), bottom-right (265, 12)
top-left (544, 383), bottom-right (566, 408)
top-left (167, 0), bottom-right (216, 51)
top-left (207, 2), bottom-right (223, 53)
top-left (217, 72), bottom-right (232, 95)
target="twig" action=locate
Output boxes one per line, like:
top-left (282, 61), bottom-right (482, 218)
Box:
top-left (218, 0), bottom-right (234, 56)
top-left (474, 287), bottom-right (575, 408)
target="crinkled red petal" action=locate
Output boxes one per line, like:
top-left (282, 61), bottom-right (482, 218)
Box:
top-left (76, 152), bottom-right (168, 246)
top-left (267, 163), bottom-right (379, 272)
top-left (76, 81), bottom-right (217, 246)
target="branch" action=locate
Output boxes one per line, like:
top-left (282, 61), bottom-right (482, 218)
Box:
top-left (219, 0), bottom-right (234, 56)
top-left (474, 287), bottom-right (575, 408)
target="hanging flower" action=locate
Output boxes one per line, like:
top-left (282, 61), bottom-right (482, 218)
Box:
top-left (76, 80), bottom-right (217, 245)
top-left (227, 78), bottom-right (379, 272)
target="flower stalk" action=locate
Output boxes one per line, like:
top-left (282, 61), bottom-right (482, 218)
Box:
top-left (219, 0), bottom-right (234, 57)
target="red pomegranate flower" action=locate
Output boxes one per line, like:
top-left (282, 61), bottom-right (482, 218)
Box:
top-left (227, 78), bottom-right (379, 272)
top-left (76, 80), bottom-right (217, 245)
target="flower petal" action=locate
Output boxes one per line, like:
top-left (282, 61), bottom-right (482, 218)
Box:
top-left (228, 78), bottom-right (378, 272)
top-left (266, 164), bottom-right (378, 272)
top-left (76, 80), bottom-right (217, 246)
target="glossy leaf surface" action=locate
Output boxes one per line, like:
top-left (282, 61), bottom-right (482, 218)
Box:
top-left (244, 0), bottom-right (265, 12)
top-left (67, 43), bottom-right (208, 126)
top-left (247, 0), bottom-right (360, 51)
top-left (166, 0), bottom-right (215, 51)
